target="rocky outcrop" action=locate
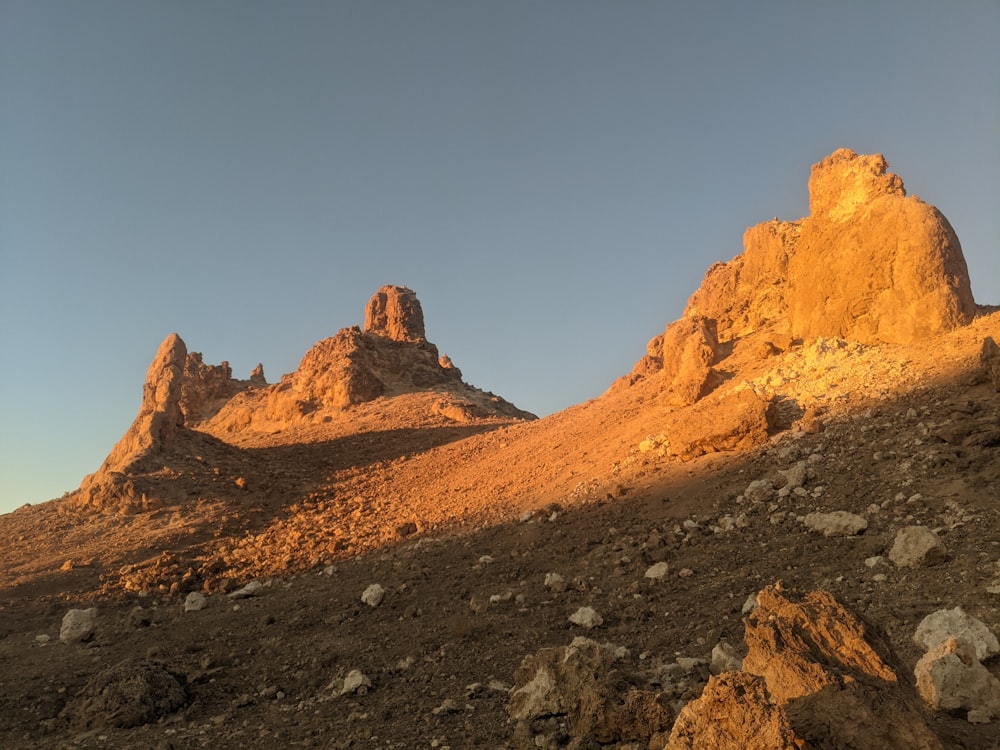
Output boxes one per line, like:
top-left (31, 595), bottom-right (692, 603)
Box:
top-left (665, 584), bottom-right (942, 749)
top-left (683, 148), bottom-right (974, 347)
top-left (207, 286), bottom-right (534, 431)
top-left (81, 333), bottom-right (188, 481)
top-left (660, 316), bottom-right (720, 406)
top-left (788, 150), bottom-right (975, 344)
top-left (180, 352), bottom-right (264, 423)
top-left (364, 284), bottom-right (426, 341)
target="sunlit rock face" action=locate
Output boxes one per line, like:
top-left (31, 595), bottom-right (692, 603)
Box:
top-left (787, 149), bottom-right (975, 344)
top-left (683, 148), bottom-right (975, 346)
top-left (364, 285), bottom-right (426, 342)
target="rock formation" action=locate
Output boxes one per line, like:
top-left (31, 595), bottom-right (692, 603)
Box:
top-left (81, 333), bottom-right (188, 482)
top-left (207, 285), bottom-right (534, 431)
top-left (364, 284), bottom-right (426, 342)
top-left (638, 149), bottom-right (977, 413)
top-left (666, 584), bottom-right (943, 749)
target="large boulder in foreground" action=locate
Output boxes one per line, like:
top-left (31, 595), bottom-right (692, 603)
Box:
top-left (683, 148), bottom-right (975, 346)
top-left (666, 584), bottom-right (942, 750)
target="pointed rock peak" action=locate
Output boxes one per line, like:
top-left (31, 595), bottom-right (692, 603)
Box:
top-left (364, 285), bottom-right (426, 342)
top-left (808, 148), bottom-right (906, 222)
top-left (149, 333), bottom-right (187, 378)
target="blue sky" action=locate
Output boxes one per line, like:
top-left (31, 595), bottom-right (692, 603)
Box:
top-left (1, 1), bottom-right (998, 513)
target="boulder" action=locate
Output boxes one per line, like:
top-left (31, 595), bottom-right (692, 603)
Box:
top-left (889, 526), bottom-right (949, 568)
top-left (914, 607), bottom-right (1000, 662)
top-left (663, 388), bottom-right (773, 460)
top-left (660, 316), bottom-right (721, 406)
top-left (508, 637), bottom-right (671, 750)
top-left (914, 637), bottom-right (1000, 718)
top-left (61, 659), bottom-right (189, 729)
top-left (60, 608), bottom-right (98, 644)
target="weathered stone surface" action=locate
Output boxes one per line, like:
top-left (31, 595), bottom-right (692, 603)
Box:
top-left (889, 526), bottom-right (949, 568)
top-left (680, 149), bottom-right (975, 349)
top-left (183, 592), bottom-right (206, 613)
top-left (660, 316), bottom-right (720, 406)
top-left (685, 220), bottom-right (799, 343)
top-left (664, 671), bottom-right (800, 750)
top-left (742, 585), bottom-right (897, 703)
top-left (568, 607), bottom-right (603, 629)
top-left (801, 510), bottom-right (868, 537)
top-left (60, 608), bottom-right (97, 644)
top-left (207, 286), bottom-right (534, 431)
top-left (787, 149), bottom-right (975, 344)
top-left (914, 607), bottom-right (999, 662)
top-left (361, 583), bottom-right (385, 608)
top-left (364, 284), bottom-right (426, 342)
top-left (914, 637), bottom-right (1000, 718)
top-left (61, 659), bottom-right (189, 729)
top-left (86, 334), bottom-right (187, 478)
top-left (664, 388), bottom-right (772, 460)
top-left (508, 637), bottom-right (671, 750)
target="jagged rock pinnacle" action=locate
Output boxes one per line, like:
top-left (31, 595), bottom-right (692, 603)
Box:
top-left (364, 285), bottom-right (426, 342)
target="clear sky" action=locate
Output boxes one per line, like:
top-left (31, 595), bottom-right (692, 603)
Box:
top-left (1, 1), bottom-right (998, 514)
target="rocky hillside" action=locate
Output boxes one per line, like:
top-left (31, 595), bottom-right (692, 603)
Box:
top-left (0, 149), bottom-right (998, 749)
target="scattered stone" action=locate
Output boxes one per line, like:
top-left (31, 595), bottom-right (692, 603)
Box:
top-left (744, 479), bottom-right (774, 503)
top-left (60, 608), bottom-right (97, 644)
top-left (227, 581), bottom-right (264, 600)
top-left (338, 670), bottom-right (372, 696)
top-left (914, 637), bottom-right (1000, 719)
top-left (544, 572), bottom-right (567, 593)
top-left (183, 592), bottom-right (206, 613)
top-left (127, 606), bottom-right (152, 628)
top-left (741, 593), bottom-right (759, 615)
top-left (678, 568), bottom-right (694, 578)
top-left (35, 634), bottom-right (51, 645)
top-left (568, 607), bottom-right (604, 629)
top-left (914, 608), bottom-right (999, 662)
top-left (889, 526), bottom-right (949, 568)
top-left (644, 562), bottom-right (669, 580)
top-left (61, 659), bottom-right (189, 729)
top-left (801, 510), bottom-right (868, 537)
top-left (431, 698), bottom-right (461, 715)
top-left (361, 583), bottom-right (385, 608)
top-left (778, 462), bottom-right (808, 490)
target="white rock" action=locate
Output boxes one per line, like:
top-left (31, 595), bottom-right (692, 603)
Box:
top-left (741, 593), bottom-right (759, 614)
top-left (864, 556), bottom-right (884, 568)
top-left (676, 656), bottom-right (707, 671)
top-left (339, 669), bottom-right (372, 695)
top-left (478, 555), bottom-right (494, 564)
top-left (568, 607), bottom-right (603, 629)
top-left (889, 526), bottom-right (948, 568)
top-left (59, 608), bottom-right (97, 644)
top-left (678, 568), bottom-right (694, 578)
top-left (361, 583), bottom-right (385, 607)
top-left (183, 592), bottom-right (207, 612)
top-left (35, 634), bottom-right (50, 645)
top-left (801, 511), bottom-right (867, 537)
top-left (914, 638), bottom-right (1000, 717)
top-left (227, 581), bottom-right (264, 599)
top-left (914, 608), bottom-right (999, 662)
top-left (644, 562), bottom-right (669, 580)
top-left (710, 641), bottom-right (743, 675)
top-left (544, 572), bottom-right (567, 592)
